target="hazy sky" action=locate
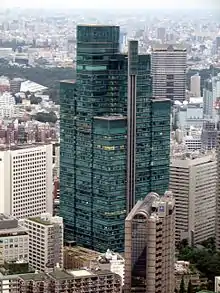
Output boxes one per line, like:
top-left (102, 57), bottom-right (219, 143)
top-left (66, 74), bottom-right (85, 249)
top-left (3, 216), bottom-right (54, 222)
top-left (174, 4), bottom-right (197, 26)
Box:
top-left (0, 0), bottom-right (216, 10)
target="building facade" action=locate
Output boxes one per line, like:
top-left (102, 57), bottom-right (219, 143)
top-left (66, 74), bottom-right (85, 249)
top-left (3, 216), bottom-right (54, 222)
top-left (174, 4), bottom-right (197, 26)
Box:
top-left (190, 73), bottom-right (201, 97)
top-left (170, 152), bottom-right (217, 245)
top-left (24, 213), bottom-right (63, 272)
top-left (0, 214), bottom-right (28, 263)
top-left (216, 127), bottom-right (220, 251)
top-left (0, 268), bottom-right (122, 293)
top-left (60, 25), bottom-right (171, 252)
top-left (0, 144), bottom-right (53, 219)
top-left (124, 192), bottom-right (175, 293)
top-left (152, 44), bottom-right (187, 102)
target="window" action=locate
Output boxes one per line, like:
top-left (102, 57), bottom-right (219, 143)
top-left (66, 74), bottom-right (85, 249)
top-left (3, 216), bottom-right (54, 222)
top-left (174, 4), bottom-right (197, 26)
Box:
top-left (166, 88), bottom-right (173, 94)
top-left (167, 81), bottom-right (174, 87)
top-left (167, 74), bottom-right (174, 80)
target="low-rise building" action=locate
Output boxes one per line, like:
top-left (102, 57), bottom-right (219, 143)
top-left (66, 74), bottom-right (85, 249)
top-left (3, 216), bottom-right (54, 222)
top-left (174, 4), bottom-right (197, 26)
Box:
top-left (0, 214), bottom-right (28, 262)
top-left (175, 261), bottom-right (208, 291)
top-left (0, 267), bottom-right (122, 293)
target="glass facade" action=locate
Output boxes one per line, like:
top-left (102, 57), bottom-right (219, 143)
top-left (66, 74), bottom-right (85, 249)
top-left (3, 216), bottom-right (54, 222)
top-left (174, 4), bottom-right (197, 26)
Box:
top-left (60, 80), bottom-right (77, 242)
top-left (150, 99), bottom-right (171, 195)
top-left (60, 25), bottom-right (171, 252)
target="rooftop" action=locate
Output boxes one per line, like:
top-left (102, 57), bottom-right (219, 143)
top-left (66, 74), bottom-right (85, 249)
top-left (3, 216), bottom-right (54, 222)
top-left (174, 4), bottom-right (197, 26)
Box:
top-left (18, 269), bottom-right (115, 282)
top-left (68, 269), bottom-right (93, 277)
top-left (64, 246), bottom-right (101, 261)
top-left (78, 24), bottom-right (119, 28)
top-left (20, 80), bottom-right (47, 93)
top-left (28, 217), bottom-right (52, 226)
top-left (152, 44), bottom-right (186, 51)
top-left (0, 143), bottom-right (51, 152)
top-left (94, 115), bottom-right (126, 121)
top-left (49, 270), bottom-right (74, 280)
top-left (19, 273), bottom-right (46, 282)
top-left (60, 79), bottom-right (76, 84)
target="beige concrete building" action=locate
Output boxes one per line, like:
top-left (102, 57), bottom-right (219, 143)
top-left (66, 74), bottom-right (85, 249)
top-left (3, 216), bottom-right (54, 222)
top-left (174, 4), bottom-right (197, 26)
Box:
top-left (124, 191), bottom-right (175, 293)
top-left (0, 267), bottom-right (122, 293)
top-left (24, 213), bottom-right (63, 272)
top-left (175, 261), bottom-right (207, 291)
top-left (170, 151), bottom-right (216, 245)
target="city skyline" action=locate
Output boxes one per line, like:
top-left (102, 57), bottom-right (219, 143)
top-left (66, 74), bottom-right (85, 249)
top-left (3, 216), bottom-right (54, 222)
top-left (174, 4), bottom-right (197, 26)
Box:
top-left (0, 0), bottom-right (212, 10)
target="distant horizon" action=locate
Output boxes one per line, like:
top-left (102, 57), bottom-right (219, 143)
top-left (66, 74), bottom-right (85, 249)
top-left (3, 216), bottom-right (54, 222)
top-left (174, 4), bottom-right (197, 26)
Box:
top-left (0, 0), bottom-right (217, 10)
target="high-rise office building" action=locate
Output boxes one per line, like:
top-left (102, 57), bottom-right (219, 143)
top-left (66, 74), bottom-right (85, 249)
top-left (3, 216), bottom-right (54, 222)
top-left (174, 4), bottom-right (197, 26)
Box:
top-left (216, 124), bottom-right (220, 251)
top-left (0, 144), bottom-right (53, 219)
top-left (124, 191), bottom-right (175, 293)
top-left (170, 152), bottom-right (216, 245)
top-left (190, 73), bottom-right (201, 97)
top-left (24, 213), bottom-right (63, 272)
top-left (201, 120), bottom-right (218, 150)
top-left (203, 78), bottom-right (213, 119)
top-left (60, 25), bottom-right (171, 252)
top-left (157, 27), bottom-right (166, 43)
top-left (152, 44), bottom-right (187, 102)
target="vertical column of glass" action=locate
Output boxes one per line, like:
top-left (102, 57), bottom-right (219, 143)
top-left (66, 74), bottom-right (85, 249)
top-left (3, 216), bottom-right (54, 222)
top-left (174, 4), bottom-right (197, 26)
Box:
top-left (59, 81), bottom-right (76, 241)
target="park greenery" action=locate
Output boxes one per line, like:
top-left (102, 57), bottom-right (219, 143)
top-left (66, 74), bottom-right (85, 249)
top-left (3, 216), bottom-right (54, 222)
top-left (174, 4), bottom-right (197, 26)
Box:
top-left (177, 238), bottom-right (218, 291)
top-left (33, 111), bottom-right (58, 124)
top-left (0, 61), bottom-right (219, 105)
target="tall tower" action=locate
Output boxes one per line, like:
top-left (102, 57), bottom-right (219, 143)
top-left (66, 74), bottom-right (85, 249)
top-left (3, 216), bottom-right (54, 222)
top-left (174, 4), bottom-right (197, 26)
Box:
top-left (190, 73), bottom-right (201, 97)
top-left (152, 44), bottom-right (187, 102)
top-left (124, 192), bottom-right (175, 293)
top-left (170, 152), bottom-right (216, 245)
top-left (60, 25), bottom-right (171, 252)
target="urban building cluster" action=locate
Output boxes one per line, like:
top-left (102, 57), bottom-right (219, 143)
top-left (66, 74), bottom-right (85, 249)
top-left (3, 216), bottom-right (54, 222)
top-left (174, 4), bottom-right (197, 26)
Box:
top-left (0, 8), bottom-right (220, 293)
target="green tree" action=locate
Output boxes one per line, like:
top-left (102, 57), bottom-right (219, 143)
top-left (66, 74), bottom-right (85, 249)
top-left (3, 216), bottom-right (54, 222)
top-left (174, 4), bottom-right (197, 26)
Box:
top-left (187, 280), bottom-right (193, 293)
top-left (33, 111), bottom-right (57, 123)
top-left (179, 277), bottom-right (185, 293)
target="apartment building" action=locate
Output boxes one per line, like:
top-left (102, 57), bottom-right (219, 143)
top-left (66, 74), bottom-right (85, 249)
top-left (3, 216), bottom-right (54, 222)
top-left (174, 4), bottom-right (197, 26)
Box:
top-left (0, 214), bottom-right (28, 263)
top-left (0, 267), bottom-right (122, 293)
top-left (152, 44), bottom-right (187, 102)
top-left (170, 151), bottom-right (217, 245)
top-left (0, 144), bottom-right (53, 219)
top-left (24, 213), bottom-right (63, 272)
top-left (124, 192), bottom-right (175, 293)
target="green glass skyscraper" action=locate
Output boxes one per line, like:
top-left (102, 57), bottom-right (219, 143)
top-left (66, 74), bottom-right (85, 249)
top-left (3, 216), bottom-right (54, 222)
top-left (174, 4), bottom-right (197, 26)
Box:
top-left (60, 25), bottom-right (171, 252)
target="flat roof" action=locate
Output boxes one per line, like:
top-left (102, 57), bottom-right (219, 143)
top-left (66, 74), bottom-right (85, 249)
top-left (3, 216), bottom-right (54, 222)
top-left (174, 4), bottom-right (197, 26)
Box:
top-left (77, 24), bottom-right (119, 27)
top-left (49, 270), bottom-right (74, 280)
top-left (64, 246), bottom-right (100, 261)
top-left (0, 143), bottom-right (51, 152)
top-left (19, 273), bottom-right (46, 281)
top-left (152, 44), bottom-right (186, 51)
top-left (68, 270), bottom-right (93, 277)
top-left (28, 217), bottom-right (52, 226)
top-left (94, 115), bottom-right (126, 121)
top-left (60, 79), bottom-right (76, 84)
top-left (152, 97), bottom-right (171, 102)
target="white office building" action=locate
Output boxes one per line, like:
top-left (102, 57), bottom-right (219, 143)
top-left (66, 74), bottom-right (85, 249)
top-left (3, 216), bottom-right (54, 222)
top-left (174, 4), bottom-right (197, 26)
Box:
top-left (0, 144), bottom-right (53, 219)
top-left (24, 213), bottom-right (63, 272)
top-left (190, 73), bottom-right (201, 97)
top-left (170, 151), bottom-right (217, 245)
top-left (0, 214), bottom-right (28, 262)
top-left (152, 44), bottom-right (187, 102)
